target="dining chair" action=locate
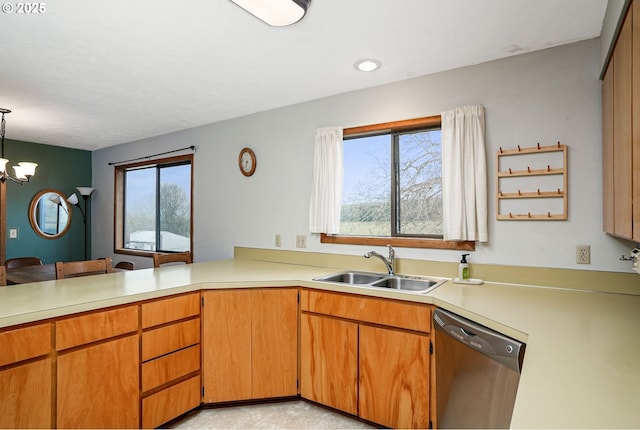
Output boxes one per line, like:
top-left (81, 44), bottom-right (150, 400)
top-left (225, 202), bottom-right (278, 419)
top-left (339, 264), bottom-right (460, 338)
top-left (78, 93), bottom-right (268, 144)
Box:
top-left (5, 257), bottom-right (43, 269)
top-left (152, 251), bottom-right (192, 268)
top-left (0, 266), bottom-right (6, 286)
top-left (55, 257), bottom-right (113, 279)
top-left (114, 261), bottom-right (135, 270)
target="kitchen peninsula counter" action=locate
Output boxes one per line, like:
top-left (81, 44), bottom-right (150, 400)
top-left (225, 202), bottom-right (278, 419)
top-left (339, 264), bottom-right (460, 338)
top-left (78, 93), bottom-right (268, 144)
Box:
top-left (0, 258), bottom-right (638, 428)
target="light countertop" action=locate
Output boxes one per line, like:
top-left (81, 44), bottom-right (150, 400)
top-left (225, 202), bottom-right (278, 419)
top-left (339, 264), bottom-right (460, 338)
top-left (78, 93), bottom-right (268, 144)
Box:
top-left (0, 258), bottom-right (638, 428)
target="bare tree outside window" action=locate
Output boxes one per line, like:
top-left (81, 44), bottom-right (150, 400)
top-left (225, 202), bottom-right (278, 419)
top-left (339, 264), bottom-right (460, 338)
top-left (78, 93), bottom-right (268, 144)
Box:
top-left (340, 128), bottom-right (442, 238)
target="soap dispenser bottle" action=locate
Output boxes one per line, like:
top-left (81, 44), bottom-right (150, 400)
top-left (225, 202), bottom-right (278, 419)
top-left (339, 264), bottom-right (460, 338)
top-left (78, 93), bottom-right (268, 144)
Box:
top-left (459, 254), bottom-right (470, 280)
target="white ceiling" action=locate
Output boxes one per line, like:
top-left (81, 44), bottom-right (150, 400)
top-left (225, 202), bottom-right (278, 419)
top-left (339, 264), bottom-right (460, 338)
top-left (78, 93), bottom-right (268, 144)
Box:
top-left (1, 0), bottom-right (607, 151)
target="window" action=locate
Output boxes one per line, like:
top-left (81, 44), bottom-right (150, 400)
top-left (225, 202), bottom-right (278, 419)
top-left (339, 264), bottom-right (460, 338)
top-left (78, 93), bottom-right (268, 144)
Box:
top-left (321, 116), bottom-right (473, 250)
top-left (115, 154), bottom-right (193, 255)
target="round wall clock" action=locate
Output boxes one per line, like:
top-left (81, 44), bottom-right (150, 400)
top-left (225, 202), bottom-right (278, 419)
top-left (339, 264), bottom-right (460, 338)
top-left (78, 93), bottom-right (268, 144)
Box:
top-left (238, 147), bottom-right (256, 177)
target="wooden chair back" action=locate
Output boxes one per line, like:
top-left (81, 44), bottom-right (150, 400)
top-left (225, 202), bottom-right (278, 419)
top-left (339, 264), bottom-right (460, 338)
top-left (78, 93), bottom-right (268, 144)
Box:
top-left (5, 257), bottom-right (43, 269)
top-left (152, 251), bottom-right (192, 268)
top-left (114, 261), bottom-right (135, 270)
top-left (0, 266), bottom-right (6, 286)
top-left (55, 257), bottom-right (113, 279)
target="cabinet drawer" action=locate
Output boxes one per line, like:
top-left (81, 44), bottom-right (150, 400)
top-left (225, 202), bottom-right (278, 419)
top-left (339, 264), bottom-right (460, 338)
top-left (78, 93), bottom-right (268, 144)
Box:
top-left (142, 375), bottom-right (200, 429)
top-left (142, 344), bottom-right (200, 392)
top-left (0, 323), bottom-right (52, 366)
top-left (301, 290), bottom-right (431, 332)
top-left (142, 318), bottom-right (200, 362)
top-left (141, 292), bottom-right (200, 329)
top-left (56, 305), bottom-right (138, 351)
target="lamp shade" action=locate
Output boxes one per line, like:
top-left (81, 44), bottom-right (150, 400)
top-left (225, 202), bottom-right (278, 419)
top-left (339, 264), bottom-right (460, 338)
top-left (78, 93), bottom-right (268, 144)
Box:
top-left (0, 158), bottom-right (8, 173)
top-left (12, 165), bottom-right (26, 180)
top-left (229, 0), bottom-right (310, 26)
top-left (76, 187), bottom-right (95, 197)
top-left (17, 162), bottom-right (38, 177)
top-left (67, 193), bottom-right (79, 205)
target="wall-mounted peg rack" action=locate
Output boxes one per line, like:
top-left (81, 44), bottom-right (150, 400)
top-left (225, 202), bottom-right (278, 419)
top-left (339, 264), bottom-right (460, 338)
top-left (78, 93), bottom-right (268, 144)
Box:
top-left (496, 142), bottom-right (567, 220)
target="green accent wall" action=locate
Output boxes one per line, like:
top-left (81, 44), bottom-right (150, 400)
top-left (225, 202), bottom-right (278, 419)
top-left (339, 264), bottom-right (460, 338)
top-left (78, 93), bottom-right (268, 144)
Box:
top-left (4, 139), bottom-right (92, 264)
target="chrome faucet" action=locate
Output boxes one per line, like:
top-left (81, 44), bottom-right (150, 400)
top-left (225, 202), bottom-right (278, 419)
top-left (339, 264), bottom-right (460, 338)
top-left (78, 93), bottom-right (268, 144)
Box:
top-left (364, 245), bottom-right (395, 275)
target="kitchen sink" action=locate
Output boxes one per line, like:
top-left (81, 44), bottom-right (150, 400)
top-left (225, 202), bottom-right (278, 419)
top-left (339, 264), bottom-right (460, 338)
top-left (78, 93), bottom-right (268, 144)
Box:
top-left (313, 270), bottom-right (447, 294)
top-left (317, 271), bottom-right (386, 285)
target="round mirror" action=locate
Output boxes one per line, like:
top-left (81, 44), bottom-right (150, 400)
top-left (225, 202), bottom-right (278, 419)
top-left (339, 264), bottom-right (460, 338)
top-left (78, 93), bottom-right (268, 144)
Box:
top-left (28, 189), bottom-right (73, 239)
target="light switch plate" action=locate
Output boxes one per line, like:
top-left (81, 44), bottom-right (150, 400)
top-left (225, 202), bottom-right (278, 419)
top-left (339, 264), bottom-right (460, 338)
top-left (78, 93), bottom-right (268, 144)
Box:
top-left (9, 228), bottom-right (18, 239)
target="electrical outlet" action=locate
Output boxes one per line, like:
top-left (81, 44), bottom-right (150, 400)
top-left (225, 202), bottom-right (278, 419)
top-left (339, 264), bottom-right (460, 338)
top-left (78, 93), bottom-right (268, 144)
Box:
top-left (8, 228), bottom-right (18, 239)
top-left (275, 234), bottom-right (281, 247)
top-left (296, 235), bottom-right (307, 248)
top-left (576, 245), bottom-right (590, 264)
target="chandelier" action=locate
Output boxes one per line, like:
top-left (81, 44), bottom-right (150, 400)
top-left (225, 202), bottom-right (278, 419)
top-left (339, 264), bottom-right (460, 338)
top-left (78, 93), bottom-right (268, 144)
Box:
top-left (0, 108), bottom-right (38, 184)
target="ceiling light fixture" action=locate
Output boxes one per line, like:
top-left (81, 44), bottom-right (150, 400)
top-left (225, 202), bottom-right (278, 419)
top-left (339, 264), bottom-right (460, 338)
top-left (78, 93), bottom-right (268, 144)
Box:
top-left (229, 0), bottom-right (311, 26)
top-left (354, 59), bottom-right (382, 72)
top-left (0, 108), bottom-right (38, 184)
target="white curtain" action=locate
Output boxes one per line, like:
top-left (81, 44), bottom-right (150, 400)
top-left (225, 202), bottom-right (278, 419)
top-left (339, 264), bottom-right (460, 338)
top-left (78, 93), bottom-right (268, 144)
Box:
top-left (441, 105), bottom-right (488, 242)
top-left (309, 126), bottom-right (343, 234)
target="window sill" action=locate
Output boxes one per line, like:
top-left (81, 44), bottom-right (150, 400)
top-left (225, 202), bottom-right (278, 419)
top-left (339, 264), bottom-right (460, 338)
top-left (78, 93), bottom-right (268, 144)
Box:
top-left (320, 234), bottom-right (475, 251)
top-left (114, 248), bottom-right (156, 258)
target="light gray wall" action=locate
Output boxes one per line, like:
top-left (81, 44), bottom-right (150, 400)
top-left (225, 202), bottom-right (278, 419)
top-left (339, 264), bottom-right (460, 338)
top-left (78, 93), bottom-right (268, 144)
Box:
top-left (91, 38), bottom-right (636, 273)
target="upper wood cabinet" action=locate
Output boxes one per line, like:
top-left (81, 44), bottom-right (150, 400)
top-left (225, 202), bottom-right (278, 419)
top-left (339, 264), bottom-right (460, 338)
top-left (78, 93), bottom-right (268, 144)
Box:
top-left (603, 2), bottom-right (640, 241)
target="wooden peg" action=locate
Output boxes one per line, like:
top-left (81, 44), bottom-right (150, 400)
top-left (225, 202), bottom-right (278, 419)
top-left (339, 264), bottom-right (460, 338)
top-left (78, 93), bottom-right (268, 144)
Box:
top-left (499, 147), bottom-right (503, 153)
top-left (528, 212), bottom-right (531, 218)
top-left (548, 212), bottom-right (551, 218)
top-left (557, 188), bottom-right (561, 194)
top-left (537, 188), bottom-right (541, 195)
top-left (527, 166), bottom-right (531, 173)
top-left (499, 191), bottom-right (503, 196)
top-left (537, 142), bottom-right (541, 150)
top-left (557, 141), bottom-right (561, 148)
top-left (547, 165), bottom-right (551, 172)
top-left (509, 168), bottom-right (512, 174)
top-left (509, 212), bottom-right (513, 218)
top-left (517, 145), bottom-right (521, 152)
top-left (518, 189), bottom-right (521, 196)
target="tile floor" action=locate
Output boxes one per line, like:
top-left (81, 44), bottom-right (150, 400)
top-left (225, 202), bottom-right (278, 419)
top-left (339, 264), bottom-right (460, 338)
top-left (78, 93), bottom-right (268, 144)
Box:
top-left (169, 399), bottom-right (376, 429)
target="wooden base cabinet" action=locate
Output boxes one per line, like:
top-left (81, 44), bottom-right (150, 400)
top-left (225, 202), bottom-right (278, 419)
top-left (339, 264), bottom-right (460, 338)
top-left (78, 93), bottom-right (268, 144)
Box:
top-left (140, 292), bottom-right (201, 429)
top-left (57, 335), bottom-right (139, 429)
top-left (300, 313), bottom-right (358, 415)
top-left (202, 288), bottom-right (298, 403)
top-left (56, 305), bottom-right (139, 429)
top-left (0, 322), bottom-right (53, 429)
top-left (300, 289), bottom-right (433, 429)
top-left (359, 325), bottom-right (430, 429)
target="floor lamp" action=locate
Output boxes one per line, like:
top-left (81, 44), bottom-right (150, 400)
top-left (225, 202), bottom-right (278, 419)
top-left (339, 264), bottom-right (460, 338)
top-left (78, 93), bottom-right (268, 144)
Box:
top-left (67, 187), bottom-right (95, 260)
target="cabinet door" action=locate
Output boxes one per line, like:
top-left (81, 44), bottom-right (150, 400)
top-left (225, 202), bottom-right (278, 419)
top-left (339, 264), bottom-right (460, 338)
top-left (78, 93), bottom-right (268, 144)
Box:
top-left (359, 325), bottom-right (430, 429)
top-left (634, 2), bottom-right (640, 241)
top-left (201, 290), bottom-right (252, 402)
top-left (613, 6), bottom-right (633, 239)
top-left (251, 289), bottom-right (298, 398)
top-left (0, 359), bottom-right (52, 428)
top-left (57, 335), bottom-right (139, 428)
top-left (603, 62), bottom-right (615, 234)
top-left (300, 313), bottom-right (358, 415)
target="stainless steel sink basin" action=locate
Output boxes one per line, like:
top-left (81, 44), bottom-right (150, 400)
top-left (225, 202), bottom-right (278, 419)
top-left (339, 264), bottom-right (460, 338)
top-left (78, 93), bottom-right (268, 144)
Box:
top-left (370, 276), bottom-right (437, 291)
top-left (316, 271), bottom-right (386, 285)
top-left (313, 271), bottom-right (446, 294)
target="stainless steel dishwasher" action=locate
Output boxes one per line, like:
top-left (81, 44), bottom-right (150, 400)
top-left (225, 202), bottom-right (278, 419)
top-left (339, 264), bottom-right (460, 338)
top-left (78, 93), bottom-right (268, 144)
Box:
top-left (433, 308), bottom-right (525, 429)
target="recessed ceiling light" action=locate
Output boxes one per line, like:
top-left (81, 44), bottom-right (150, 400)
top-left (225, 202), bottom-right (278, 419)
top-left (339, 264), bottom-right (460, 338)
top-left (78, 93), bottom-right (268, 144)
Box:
top-left (354, 59), bottom-right (382, 72)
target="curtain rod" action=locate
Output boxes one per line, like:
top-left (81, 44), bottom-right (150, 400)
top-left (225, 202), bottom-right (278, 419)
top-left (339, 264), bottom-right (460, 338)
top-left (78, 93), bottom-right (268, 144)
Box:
top-left (108, 145), bottom-right (196, 166)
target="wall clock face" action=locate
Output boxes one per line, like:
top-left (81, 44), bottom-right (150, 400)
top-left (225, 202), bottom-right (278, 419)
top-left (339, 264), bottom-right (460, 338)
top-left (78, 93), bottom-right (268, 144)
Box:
top-left (238, 147), bottom-right (256, 177)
